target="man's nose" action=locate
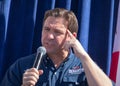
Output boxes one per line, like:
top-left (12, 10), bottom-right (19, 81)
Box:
top-left (48, 32), bottom-right (55, 39)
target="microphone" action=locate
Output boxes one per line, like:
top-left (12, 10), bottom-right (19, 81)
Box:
top-left (33, 46), bottom-right (46, 70)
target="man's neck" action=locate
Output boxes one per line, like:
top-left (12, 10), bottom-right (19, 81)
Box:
top-left (48, 50), bottom-right (69, 68)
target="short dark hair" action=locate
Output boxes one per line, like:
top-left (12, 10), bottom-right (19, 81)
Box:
top-left (43, 8), bottom-right (78, 34)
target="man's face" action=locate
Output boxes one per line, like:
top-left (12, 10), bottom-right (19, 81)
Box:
top-left (41, 16), bottom-right (68, 54)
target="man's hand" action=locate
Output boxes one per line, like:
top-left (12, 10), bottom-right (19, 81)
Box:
top-left (64, 30), bottom-right (113, 86)
top-left (64, 29), bottom-right (88, 59)
top-left (22, 68), bottom-right (43, 86)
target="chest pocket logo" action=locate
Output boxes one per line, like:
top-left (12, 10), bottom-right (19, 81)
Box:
top-left (68, 66), bottom-right (84, 75)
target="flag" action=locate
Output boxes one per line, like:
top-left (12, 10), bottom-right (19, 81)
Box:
top-left (109, 1), bottom-right (120, 86)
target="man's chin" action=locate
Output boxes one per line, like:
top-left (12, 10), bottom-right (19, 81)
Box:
top-left (46, 49), bottom-right (55, 54)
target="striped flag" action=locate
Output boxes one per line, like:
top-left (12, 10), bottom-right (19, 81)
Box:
top-left (109, 1), bottom-right (120, 86)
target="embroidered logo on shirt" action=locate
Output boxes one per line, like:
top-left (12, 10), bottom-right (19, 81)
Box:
top-left (68, 66), bottom-right (84, 74)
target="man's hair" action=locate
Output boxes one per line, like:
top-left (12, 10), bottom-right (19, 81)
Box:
top-left (43, 8), bottom-right (78, 34)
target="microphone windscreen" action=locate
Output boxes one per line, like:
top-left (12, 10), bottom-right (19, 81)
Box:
top-left (33, 46), bottom-right (46, 69)
top-left (37, 46), bottom-right (46, 55)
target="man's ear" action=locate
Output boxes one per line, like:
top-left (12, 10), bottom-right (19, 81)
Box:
top-left (72, 32), bottom-right (77, 38)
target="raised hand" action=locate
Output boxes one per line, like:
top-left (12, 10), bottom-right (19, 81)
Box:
top-left (64, 29), bottom-right (88, 59)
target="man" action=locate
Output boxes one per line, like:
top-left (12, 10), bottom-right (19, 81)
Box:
top-left (1, 8), bottom-right (114, 86)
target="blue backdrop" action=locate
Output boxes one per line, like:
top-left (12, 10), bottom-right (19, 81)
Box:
top-left (0, 0), bottom-right (119, 83)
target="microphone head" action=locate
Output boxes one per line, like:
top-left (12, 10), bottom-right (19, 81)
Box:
top-left (37, 46), bottom-right (46, 55)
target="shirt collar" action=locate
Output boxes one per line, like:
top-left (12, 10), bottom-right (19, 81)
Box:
top-left (43, 49), bottom-right (75, 68)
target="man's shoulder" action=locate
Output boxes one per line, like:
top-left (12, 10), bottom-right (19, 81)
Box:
top-left (16, 53), bottom-right (36, 67)
top-left (18, 53), bottom-right (36, 62)
top-left (9, 53), bottom-right (36, 72)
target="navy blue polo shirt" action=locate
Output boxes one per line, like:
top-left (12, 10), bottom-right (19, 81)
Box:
top-left (1, 51), bottom-right (88, 86)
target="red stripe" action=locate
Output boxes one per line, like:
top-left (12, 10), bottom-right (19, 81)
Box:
top-left (109, 52), bottom-right (119, 82)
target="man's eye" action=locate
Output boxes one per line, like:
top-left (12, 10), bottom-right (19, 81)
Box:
top-left (55, 30), bottom-right (60, 33)
top-left (44, 28), bottom-right (50, 31)
top-left (55, 30), bottom-right (64, 35)
top-left (45, 29), bottom-right (49, 31)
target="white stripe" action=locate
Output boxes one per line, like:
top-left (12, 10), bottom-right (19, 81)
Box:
top-left (116, 56), bottom-right (120, 86)
top-left (113, 1), bottom-right (120, 52)
top-left (114, 1), bottom-right (120, 86)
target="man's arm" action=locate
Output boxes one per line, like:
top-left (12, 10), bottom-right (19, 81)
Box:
top-left (65, 30), bottom-right (113, 86)
top-left (79, 53), bottom-right (113, 86)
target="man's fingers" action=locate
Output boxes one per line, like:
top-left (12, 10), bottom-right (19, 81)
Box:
top-left (22, 68), bottom-right (41, 86)
top-left (26, 68), bottom-right (39, 75)
top-left (66, 29), bottom-right (75, 38)
top-left (23, 71), bottom-right (39, 81)
top-left (38, 70), bottom-right (44, 75)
